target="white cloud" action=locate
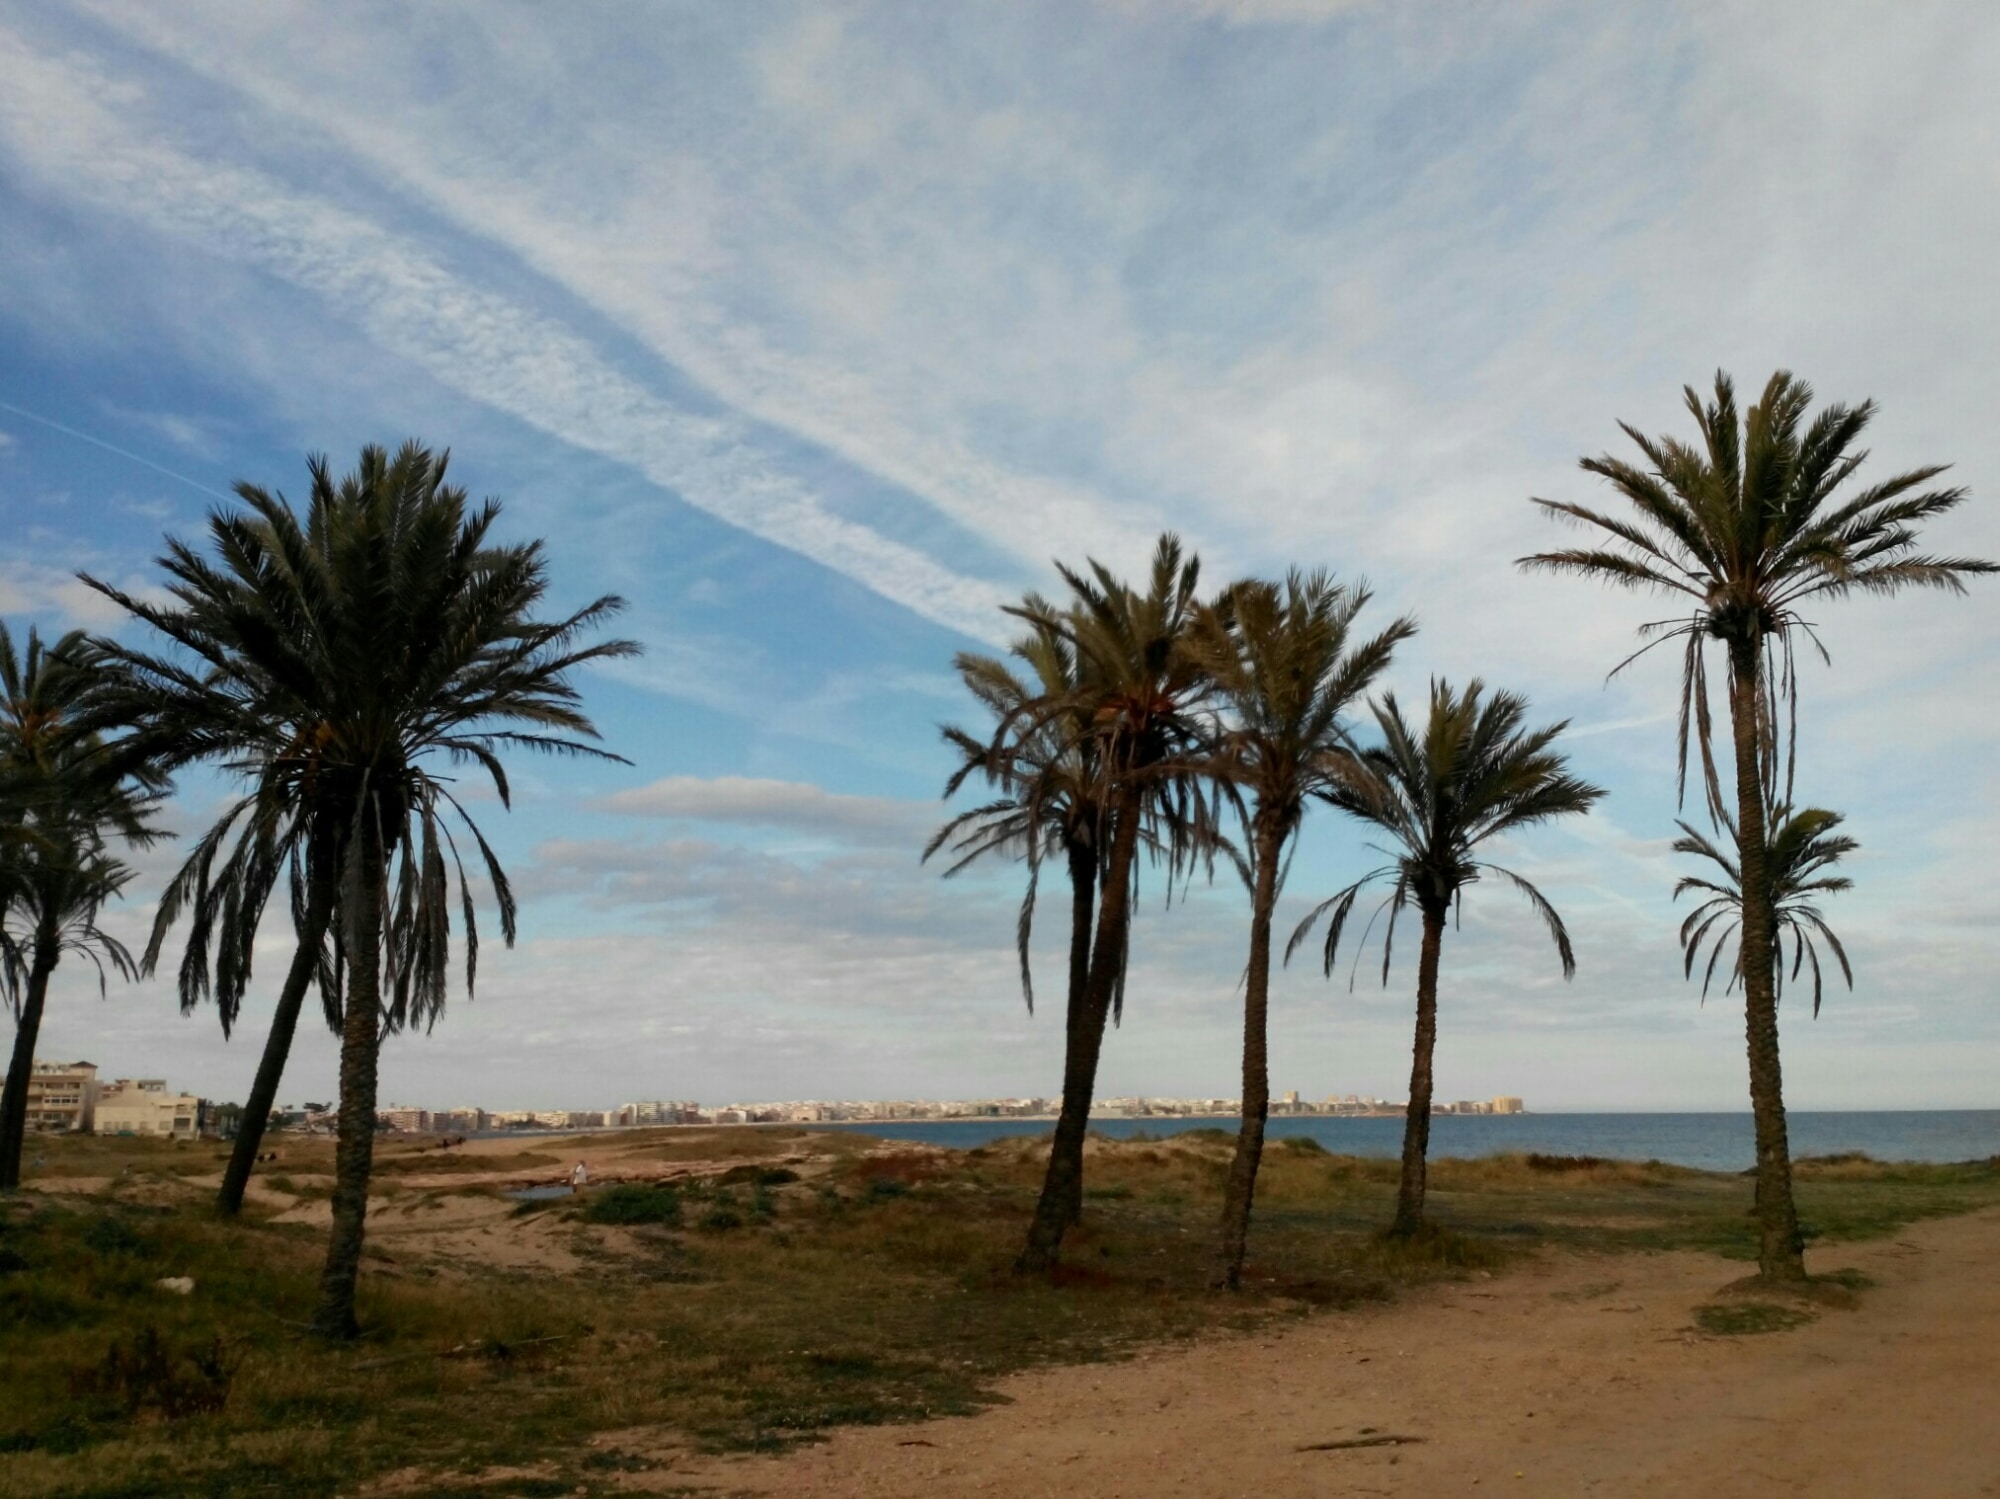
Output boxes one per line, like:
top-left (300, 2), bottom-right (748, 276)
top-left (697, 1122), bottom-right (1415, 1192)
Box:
top-left (599, 774), bottom-right (933, 842)
top-left (0, 560), bottom-right (152, 629)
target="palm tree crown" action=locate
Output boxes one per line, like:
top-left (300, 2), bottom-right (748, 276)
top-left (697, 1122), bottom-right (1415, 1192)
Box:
top-left (1194, 570), bottom-right (1415, 865)
top-left (1674, 805), bottom-right (1857, 1016)
top-left (1291, 679), bottom-right (1604, 980)
top-left (0, 625), bottom-right (162, 990)
top-left (85, 441), bottom-right (640, 1028)
top-left (1519, 369), bottom-right (1994, 816)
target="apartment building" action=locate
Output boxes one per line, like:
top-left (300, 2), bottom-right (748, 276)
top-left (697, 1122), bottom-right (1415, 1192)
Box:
top-left (8, 1060), bottom-right (101, 1133)
top-left (96, 1079), bottom-right (202, 1138)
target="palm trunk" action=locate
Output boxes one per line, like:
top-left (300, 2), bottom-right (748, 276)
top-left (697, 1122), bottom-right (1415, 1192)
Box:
top-left (313, 818), bottom-right (385, 1337)
top-left (1390, 901), bottom-right (1446, 1238)
top-left (1059, 837), bottom-right (1097, 1229)
top-left (1727, 634), bottom-right (1805, 1282)
top-left (218, 870), bottom-right (336, 1216)
top-left (1018, 791), bottom-right (1139, 1274)
top-left (1213, 818), bottom-right (1283, 1289)
top-left (0, 924), bottom-right (59, 1190)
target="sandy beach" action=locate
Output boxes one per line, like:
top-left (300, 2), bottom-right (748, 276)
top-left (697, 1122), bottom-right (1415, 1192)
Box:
top-left (648, 1205), bottom-right (2000, 1498)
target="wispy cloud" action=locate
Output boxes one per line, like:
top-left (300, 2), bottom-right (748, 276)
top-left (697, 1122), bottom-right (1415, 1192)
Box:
top-left (0, 20), bottom-right (1011, 641)
top-left (599, 774), bottom-right (933, 842)
top-left (0, 559), bottom-right (136, 628)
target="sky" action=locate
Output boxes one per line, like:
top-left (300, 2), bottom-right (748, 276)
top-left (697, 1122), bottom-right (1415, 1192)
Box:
top-left (1, 1), bottom-right (1996, 1115)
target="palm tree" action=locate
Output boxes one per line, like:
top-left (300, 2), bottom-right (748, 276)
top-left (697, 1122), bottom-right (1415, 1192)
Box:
top-left (928, 610), bottom-right (1109, 1227)
top-left (1675, 805), bottom-right (1856, 1016)
top-left (1191, 572), bottom-right (1414, 1289)
top-left (0, 625), bottom-right (164, 1189)
top-left (84, 442), bottom-right (638, 1336)
top-left (1011, 535), bottom-right (1219, 1274)
top-left (1518, 369), bottom-right (1992, 1280)
top-left (1291, 680), bottom-right (1601, 1238)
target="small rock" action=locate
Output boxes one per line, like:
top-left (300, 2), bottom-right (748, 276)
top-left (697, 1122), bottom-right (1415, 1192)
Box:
top-left (156, 1276), bottom-right (195, 1295)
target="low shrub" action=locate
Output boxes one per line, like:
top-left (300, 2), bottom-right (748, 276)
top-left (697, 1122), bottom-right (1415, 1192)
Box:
top-left (1694, 1301), bottom-right (1814, 1336)
top-left (716, 1165), bottom-right (801, 1188)
top-left (1524, 1153), bottom-right (1614, 1173)
top-left (579, 1185), bottom-right (682, 1227)
top-left (72, 1325), bottom-right (240, 1420)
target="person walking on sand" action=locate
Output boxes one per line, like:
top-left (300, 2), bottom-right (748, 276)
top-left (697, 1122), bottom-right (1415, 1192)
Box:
top-left (570, 1161), bottom-right (589, 1188)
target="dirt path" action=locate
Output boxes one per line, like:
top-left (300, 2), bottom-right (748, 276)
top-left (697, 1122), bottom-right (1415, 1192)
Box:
top-left (654, 1207), bottom-right (2000, 1497)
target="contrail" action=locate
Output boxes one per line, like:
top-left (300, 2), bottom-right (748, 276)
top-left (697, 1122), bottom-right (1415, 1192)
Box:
top-left (0, 398), bottom-right (234, 502)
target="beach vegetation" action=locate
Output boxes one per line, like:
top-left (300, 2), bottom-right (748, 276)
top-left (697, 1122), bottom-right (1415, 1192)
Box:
top-left (1520, 369), bottom-right (1995, 1280)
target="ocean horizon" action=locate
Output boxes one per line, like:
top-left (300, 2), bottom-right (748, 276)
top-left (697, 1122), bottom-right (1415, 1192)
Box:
top-left (807, 1110), bottom-right (2000, 1172)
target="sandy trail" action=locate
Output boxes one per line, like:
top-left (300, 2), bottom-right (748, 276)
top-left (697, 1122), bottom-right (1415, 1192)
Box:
top-left (659, 1206), bottom-right (2000, 1498)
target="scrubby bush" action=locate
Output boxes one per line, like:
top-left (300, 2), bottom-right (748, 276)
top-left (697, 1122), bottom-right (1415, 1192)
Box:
top-left (579, 1185), bottom-right (682, 1227)
top-left (72, 1325), bottom-right (239, 1420)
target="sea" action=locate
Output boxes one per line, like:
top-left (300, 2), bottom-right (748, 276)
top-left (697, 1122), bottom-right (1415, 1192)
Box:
top-left (811, 1111), bottom-right (2000, 1172)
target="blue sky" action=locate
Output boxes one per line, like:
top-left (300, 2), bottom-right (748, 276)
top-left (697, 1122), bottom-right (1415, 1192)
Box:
top-left (2, 1), bottom-right (1995, 1113)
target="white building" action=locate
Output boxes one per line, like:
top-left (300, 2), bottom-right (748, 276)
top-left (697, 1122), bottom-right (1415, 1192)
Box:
top-left (96, 1079), bottom-right (201, 1138)
top-left (7, 1060), bottom-right (101, 1133)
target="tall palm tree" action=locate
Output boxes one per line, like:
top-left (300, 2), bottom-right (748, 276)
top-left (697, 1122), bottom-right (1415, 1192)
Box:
top-left (0, 625), bottom-right (163, 1189)
top-left (1191, 572), bottom-right (1414, 1289)
top-left (1518, 369), bottom-right (1992, 1280)
top-left (1675, 805), bottom-right (1856, 1016)
top-left (1012, 535), bottom-right (1219, 1274)
top-left (1291, 680), bottom-right (1601, 1238)
top-left (84, 442), bottom-right (638, 1336)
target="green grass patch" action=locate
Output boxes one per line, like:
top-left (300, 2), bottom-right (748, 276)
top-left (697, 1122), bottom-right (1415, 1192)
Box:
top-left (577, 1184), bottom-right (682, 1226)
top-left (1694, 1301), bottom-right (1816, 1336)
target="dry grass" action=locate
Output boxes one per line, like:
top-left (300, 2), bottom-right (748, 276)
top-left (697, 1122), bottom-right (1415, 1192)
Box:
top-left (2, 1130), bottom-right (1995, 1497)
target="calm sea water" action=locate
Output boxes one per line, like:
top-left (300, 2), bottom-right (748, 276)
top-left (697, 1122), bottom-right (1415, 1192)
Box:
top-left (815, 1111), bottom-right (2000, 1172)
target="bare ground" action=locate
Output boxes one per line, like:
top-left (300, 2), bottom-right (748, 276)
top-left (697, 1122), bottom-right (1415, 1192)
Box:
top-left (635, 1204), bottom-right (2000, 1498)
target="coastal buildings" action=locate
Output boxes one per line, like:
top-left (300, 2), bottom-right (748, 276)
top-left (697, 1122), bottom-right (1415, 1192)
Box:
top-left (6, 1060), bottom-right (101, 1133)
top-left (95, 1079), bottom-right (203, 1139)
top-left (10, 1064), bottom-right (1530, 1139)
top-left (347, 1091), bottom-right (1532, 1133)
